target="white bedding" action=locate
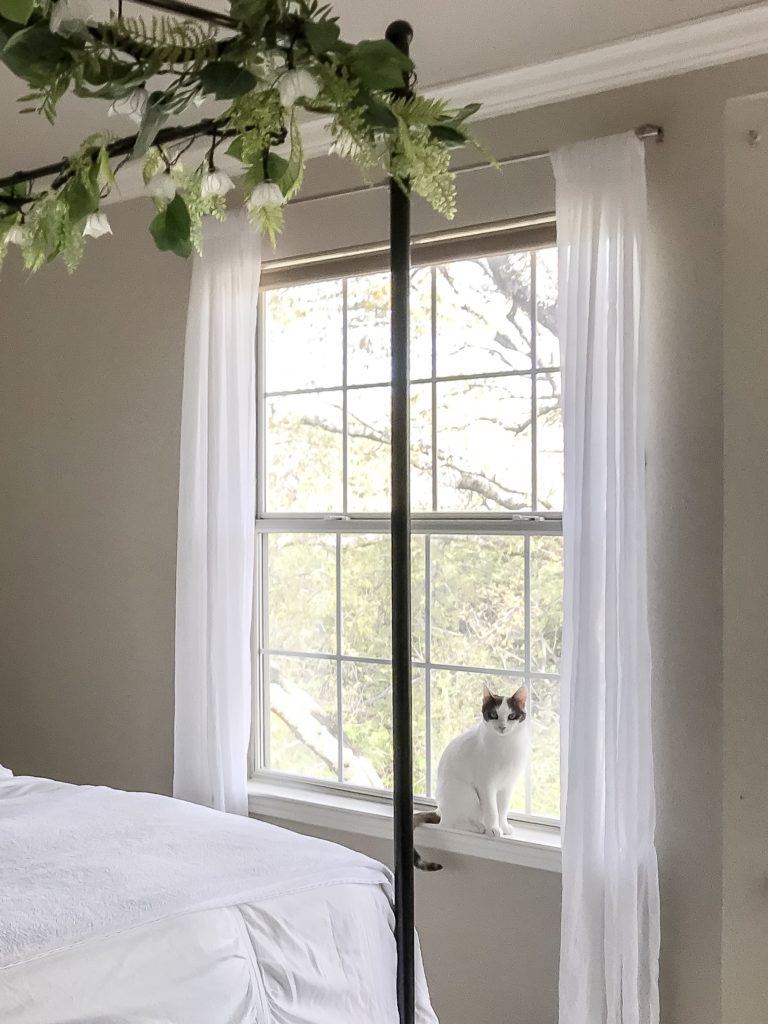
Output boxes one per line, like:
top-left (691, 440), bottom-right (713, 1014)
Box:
top-left (0, 775), bottom-right (437, 1024)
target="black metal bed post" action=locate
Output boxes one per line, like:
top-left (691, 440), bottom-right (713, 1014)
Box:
top-left (386, 18), bottom-right (415, 1024)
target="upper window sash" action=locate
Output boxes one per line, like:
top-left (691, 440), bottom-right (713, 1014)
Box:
top-left (259, 217), bottom-right (556, 289)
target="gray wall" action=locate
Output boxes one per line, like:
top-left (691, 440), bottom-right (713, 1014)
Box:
top-left (722, 92), bottom-right (768, 1024)
top-left (2, 56), bottom-right (768, 1024)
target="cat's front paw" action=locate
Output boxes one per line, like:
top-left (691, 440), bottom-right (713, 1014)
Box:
top-left (484, 825), bottom-right (503, 838)
top-left (501, 823), bottom-right (515, 837)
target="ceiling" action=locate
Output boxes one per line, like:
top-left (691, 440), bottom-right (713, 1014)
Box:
top-left (0, 0), bottom-right (755, 172)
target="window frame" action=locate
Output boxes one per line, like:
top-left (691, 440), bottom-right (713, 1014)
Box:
top-left (250, 219), bottom-right (562, 833)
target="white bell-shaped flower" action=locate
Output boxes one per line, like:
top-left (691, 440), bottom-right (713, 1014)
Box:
top-left (108, 88), bottom-right (148, 124)
top-left (277, 68), bottom-right (319, 107)
top-left (248, 181), bottom-right (286, 210)
top-left (147, 173), bottom-right (177, 202)
top-left (5, 224), bottom-right (26, 246)
top-left (201, 169), bottom-right (235, 198)
top-left (83, 213), bottom-right (112, 239)
top-left (50, 0), bottom-right (96, 35)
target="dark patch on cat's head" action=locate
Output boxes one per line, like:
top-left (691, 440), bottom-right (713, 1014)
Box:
top-left (507, 687), bottom-right (527, 724)
top-left (482, 684), bottom-right (503, 721)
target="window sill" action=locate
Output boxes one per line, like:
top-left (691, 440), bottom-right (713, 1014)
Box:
top-left (247, 778), bottom-right (561, 873)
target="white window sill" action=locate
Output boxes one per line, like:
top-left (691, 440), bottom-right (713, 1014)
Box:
top-left (248, 778), bottom-right (561, 873)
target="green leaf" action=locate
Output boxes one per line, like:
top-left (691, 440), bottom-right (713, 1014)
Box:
top-left (0, 14), bottom-right (19, 47)
top-left (150, 194), bottom-right (192, 257)
top-left (362, 96), bottom-right (398, 130)
top-left (266, 153), bottom-right (288, 182)
top-left (133, 95), bottom-right (168, 159)
top-left (226, 137), bottom-right (244, 161)
top-left (1, 22), bottom-right (70, 86)
top-left (348, 39), bottom-right (413, 91)
top-left (428, 124), bottom-right (467, 147)
top-left (198, 60), bottom-right (256, 100)
top-left (98, 147), bottom-right (117, 190)
top-left (452, 102), bottom-right (481, 124)
top-left (303, 17), bottom-right (340, 55)
top-left (0, 0), bottom-right (33, 25)
top-left (64, 178), bottom-right (98, 222)
top-left (229, 0), bottom-right (268, 32)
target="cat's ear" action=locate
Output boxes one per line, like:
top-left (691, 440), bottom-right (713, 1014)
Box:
top-left (482, 684), bottom-right (495, 703)
top-left (512, 686), bottom-right (528, 712)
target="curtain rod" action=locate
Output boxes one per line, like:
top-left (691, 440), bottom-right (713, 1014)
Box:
top-left (289, 123), bottom-right (663, 207)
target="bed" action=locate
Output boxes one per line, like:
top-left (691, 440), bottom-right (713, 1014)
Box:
top-left (0, 772), bottom-right (437, 1024)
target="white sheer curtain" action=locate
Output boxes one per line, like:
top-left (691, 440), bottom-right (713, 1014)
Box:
top-left (173, 213), bottom-right (262, 815)
top-left (552, 133), bottom-right (660, 1024)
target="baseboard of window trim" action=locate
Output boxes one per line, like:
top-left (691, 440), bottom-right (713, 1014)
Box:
top-left (247, 779), bottom-right (562, 873)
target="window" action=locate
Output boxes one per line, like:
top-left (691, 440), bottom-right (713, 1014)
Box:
top-left (253, 234), bottom-right (563, 822)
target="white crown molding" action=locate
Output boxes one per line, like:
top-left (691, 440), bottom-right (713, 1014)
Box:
top-left (108, 3), bottom-right (768, 201)
top-left (426, 1), bottom-right (768, 121)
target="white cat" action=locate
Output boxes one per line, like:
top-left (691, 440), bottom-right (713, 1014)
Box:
top-left (413, 684), bottom-right (530, 871)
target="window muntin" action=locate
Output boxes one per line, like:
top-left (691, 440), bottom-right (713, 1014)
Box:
top-left (255, 244), bottom-right (563, 822)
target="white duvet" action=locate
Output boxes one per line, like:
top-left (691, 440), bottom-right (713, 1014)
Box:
top-left (0, 775), bottom-right (437, 1024)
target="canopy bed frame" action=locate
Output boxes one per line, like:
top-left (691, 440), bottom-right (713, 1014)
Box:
top-left (0, 3), bottom-right (663, 1020)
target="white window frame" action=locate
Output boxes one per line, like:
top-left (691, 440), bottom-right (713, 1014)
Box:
top-left (248, 223), bottom-right (562, 866)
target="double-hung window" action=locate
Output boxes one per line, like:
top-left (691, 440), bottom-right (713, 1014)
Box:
top-left (253, 224), bottom-right (563, 823)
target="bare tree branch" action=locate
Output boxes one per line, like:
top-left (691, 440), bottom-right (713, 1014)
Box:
top-left (270, 677), bottom-right (383, 788)
top-left (299, 413), bottom-right (531, 511)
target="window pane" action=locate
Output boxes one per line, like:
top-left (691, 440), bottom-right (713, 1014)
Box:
top-left (340, 662), bottom-right (427, 793)
top-left (410, 383), bottom-right (433, 513)
top-left (341, 534), bottom-right (426, 661)
top-left (347, 273), bottom-right (390, 386)
top-left (341, 534), bottom-right (390, 660)
top-left (534, 247), bottom-right (559, 369)
top-left (436, 376), bottom-right (533, 511)
top-left (530, 536), bottom-right (563, 674)
top-left (265, 392), bottom-right (343, 512)
top-left (412, 668), bottom-right (427, 797)
top-left (264, 282), bottom-right (343, 392)
top-left (410, 535), bottom-right (426, 663)
top-left (347, 386), bottom-right (390, 513)
top-left (430, 535), bottom-right (526, 670)
top-left (536, 371), bottom-right (563, 512)
top-left (430, 670), bottom-right (479, 794)
top-left (436, 254), bottom-right (532, 377)
top-left (267, 533), bottom-right (336, 654)
top-left (410, 267), bottom-right (432, 380)
top-left (530, 678), bottom-right (560, 818)
top-left (268, 655), bottom-right (338, 781)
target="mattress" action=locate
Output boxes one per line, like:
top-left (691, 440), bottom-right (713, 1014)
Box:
top-left (0, 774), bottom-right (437, 1023)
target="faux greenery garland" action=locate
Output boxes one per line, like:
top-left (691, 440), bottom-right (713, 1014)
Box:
top-left (0, 0), bottom-right (482, 272)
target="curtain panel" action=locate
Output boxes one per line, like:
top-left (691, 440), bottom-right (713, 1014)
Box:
top-left (552, 133), bottom-right (660, 1024)
top-left (173, 213), bottom-right (262, 815)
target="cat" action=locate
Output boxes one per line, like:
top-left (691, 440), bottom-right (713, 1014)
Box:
top-left (413, 684), bottom-right (530, 871)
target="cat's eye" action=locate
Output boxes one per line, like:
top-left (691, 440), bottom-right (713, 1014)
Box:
top-left (508, 713), bottom-right (515, 720)
top-left (489, 710), bottom-right (498, 720)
